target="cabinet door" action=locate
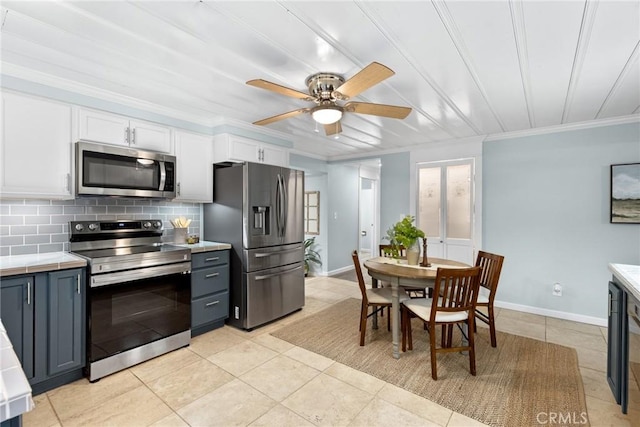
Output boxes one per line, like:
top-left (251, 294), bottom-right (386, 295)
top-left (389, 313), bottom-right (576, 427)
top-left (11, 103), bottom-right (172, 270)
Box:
top-left (78, 108), bottom-right (130, 147)
top-left (261, 144), bottom-right (289, 167)
top-left (175, 131), bottom-right (213, 202)
top-left (0, 276), bottom-right (34, 379)
top-left (607, 280), bottom-right (627, 404)
top-left (228, 136), bottom-right (260, 162)
top-left (130, 119), bottom-right (172, 153)
top-left (46, 270), bottom-right (84, 376)
top-left (1, 92), bottom-right (73, 199)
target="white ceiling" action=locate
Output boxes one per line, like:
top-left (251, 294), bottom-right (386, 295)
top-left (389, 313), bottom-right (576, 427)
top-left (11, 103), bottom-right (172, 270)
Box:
top-left (1, 1), bottom-right (639, 160)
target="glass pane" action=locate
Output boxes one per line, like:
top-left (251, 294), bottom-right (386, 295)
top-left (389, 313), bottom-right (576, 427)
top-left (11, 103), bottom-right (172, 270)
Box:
top-left (417, 167), bottom-right (441, 238)
top-left (308, 219), bottom-right (318, 234)
top-left (308, 192), bottom-right (318, 205)
top-left (446, 164), bottom-right (471, 239)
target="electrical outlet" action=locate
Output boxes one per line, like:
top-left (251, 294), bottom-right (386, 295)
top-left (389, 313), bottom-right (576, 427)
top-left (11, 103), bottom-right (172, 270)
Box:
top-left (552, 283), bottom-right (562, 297)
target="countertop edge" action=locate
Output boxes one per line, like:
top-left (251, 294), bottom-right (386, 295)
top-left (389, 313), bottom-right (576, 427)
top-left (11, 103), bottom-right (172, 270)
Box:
top-left (0, 253), bottom-right (87, 278)
top-left (176, 241), bottom-right (232, 253)
top-left (608, 263), bottom-right (640, 303)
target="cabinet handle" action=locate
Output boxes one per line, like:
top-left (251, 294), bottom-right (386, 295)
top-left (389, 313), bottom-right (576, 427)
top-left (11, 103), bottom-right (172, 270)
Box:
top-left (125, 127), bottom-right (129, 144)
top-left (205, 272), bottom-right (220, 278)
top-left (177, 182), bottom-right (181, 196)
top-left (608, 293), bottom-right (612, 317)
top-left (205, 300), bottom-right (220, 307)
top-left (131, 128), bottom-right (136, 144)
top-left (66, 173), bottom-right (71, 192)
top-left (77, 274), bottom-right (81, 294)
top-left (205, 257), bottom-right (219, 262)
top-left (27, 281), bottom-right (31, 305)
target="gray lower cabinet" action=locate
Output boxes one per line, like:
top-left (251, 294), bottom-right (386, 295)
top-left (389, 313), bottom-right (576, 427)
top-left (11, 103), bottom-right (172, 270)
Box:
top-left (0, 268), bottom-right (85, 395)
top-left (0, 276), bottom-right (35, 380)
top-left (191, 251), bottom-right (230, 337)
top-left (607, 282), bottom-right (627, 404)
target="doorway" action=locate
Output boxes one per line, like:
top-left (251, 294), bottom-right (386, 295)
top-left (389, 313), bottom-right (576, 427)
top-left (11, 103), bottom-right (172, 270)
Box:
top-left (359, 177), bottom-right (376, 260)
top-left (416, 159), bottom-right (475, 265)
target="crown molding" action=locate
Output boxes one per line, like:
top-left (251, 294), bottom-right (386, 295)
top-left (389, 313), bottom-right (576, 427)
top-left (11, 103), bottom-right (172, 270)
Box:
top-left (1, 63), bottom-right (218, 127)
top-left (484, 114), bottom-right (640, 142)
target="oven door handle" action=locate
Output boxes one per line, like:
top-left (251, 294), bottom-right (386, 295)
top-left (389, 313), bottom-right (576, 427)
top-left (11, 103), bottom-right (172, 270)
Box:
top-left (90, 262), bottom-right (191, 288)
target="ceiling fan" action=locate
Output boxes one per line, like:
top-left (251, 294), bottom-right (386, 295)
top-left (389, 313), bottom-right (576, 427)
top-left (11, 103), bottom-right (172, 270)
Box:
top-left (246, 62), bottom-right (412, 136)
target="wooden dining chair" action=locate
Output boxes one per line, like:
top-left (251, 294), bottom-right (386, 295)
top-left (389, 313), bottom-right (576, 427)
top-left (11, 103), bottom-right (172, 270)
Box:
top-left (401, 266), bottom-right (482, 380)
top-left (379, 244), bottom-right (427, 298)
top-left (352, 250), bottom-right (409, 346)
top-left (474, 251), bottom-right (505, 348)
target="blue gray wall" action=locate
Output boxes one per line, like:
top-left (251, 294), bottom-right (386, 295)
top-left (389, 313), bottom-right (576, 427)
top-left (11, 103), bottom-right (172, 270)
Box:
top-left (483, 122), bottom-right (640, 319)
top-left (380, 152), bottom-right (411, 240)
top-left (326, 164), bottom-right (360, 272)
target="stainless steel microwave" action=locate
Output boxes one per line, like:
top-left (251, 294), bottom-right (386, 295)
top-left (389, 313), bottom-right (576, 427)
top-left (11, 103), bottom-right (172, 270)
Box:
top-left (76, 141), bottom-right (176, 199)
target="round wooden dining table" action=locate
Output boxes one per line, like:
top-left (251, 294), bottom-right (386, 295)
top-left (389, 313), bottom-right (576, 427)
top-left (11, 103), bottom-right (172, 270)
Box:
top-left (363, 256), bottom-right (470, 359)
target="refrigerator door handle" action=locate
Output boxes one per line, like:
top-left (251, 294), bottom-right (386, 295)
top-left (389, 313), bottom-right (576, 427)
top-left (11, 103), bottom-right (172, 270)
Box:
top-left (255, 265), bottom-right (303, 281)
top-left (276, 173), bottom-right (285, 237)
top-left (281, 174), bottom-right (288, 237)
top-left (275, 174), bottom-right (281, 237)
top-left (254, 246), bottom-right (303, 258)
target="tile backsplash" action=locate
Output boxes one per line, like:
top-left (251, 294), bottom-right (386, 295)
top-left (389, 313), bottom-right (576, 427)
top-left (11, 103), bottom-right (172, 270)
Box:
top-left (0, 198), bottom-right (201, 256)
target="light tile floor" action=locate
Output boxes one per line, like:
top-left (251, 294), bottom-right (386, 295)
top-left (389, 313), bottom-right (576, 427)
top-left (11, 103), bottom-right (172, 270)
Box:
top-left (24, 276), bottom-right (640, 427)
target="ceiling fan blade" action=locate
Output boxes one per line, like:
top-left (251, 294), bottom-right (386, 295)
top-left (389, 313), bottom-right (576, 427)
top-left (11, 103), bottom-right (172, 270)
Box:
top-left (345, 101), bottom-right (412, 119)
top-left (253, 109), bottom-right (308, 126)
top-left (324, 121), bottom-right (342, 136)
top-left (334, 62), bottom-right (395, 100)
top-left (247, 79), bottom-right (311, 100)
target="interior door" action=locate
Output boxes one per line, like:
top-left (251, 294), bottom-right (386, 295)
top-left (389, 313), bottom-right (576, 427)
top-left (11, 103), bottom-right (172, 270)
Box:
top-left (417, 159), bottom-right (475, 265)
top-left (359, 177), bottom-right (376, 257)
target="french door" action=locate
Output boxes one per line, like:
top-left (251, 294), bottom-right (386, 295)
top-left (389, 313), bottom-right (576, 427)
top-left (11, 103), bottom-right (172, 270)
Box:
top-left (416, 159), bottom-right (475, 265)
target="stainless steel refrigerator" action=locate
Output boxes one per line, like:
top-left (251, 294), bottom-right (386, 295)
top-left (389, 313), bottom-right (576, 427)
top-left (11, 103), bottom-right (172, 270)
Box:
top-left (203, 162), bottom-right (305, 330)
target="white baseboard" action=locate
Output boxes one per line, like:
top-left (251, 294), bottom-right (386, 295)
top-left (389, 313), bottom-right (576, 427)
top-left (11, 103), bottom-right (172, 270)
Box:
top-left (326, 265), bottom-right (355, 277)
top-left (495, 300), bottom-right (607, 327)
top-left (312, 271), bottom-right (610, 328)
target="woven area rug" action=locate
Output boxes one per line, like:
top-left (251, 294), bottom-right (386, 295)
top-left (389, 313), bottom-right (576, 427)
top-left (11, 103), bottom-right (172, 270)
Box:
top-left (271, 298), bottom-right (589, 426)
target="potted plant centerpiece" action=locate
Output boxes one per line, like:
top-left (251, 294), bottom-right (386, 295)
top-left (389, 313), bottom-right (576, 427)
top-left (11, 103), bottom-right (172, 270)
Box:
top-left (384, 215), bottom-right (425, 265)
top-left (303, 237), bottom-right (322, 276)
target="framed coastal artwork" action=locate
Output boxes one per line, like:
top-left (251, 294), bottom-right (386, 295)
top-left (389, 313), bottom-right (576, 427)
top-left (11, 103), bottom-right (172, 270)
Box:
top-left (611, 163), bottom-right (640, 224)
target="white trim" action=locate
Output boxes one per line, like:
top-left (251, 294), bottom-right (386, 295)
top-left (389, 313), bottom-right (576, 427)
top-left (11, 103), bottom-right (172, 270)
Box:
top-left (2, 64), bottom-right (218, 126)
top-left (484, 114), bottom-right (640, 142)
top-left (494, 299), bottom-right (607, 327)
top-left (327, 265), bottom-right (355, 277)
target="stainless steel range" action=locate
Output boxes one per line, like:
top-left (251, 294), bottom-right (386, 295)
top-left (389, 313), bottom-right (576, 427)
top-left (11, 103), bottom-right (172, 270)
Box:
top-left (69, 219), bottom-right (191, 382)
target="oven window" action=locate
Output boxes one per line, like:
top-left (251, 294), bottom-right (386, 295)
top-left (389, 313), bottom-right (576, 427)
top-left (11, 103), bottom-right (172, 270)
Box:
top-left (88, 272), bottom-right (191, 362)
top-left (83, 151), bottom-right (160, 190)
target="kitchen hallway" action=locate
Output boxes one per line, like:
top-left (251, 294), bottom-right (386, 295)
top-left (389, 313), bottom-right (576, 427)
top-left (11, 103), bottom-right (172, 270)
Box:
top-left (23, 276), bottom-right (639, 426)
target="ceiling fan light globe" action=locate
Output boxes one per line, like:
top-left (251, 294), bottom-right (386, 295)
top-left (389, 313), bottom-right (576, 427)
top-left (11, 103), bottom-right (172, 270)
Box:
top-left (311, 105), bottom-right (343, 124)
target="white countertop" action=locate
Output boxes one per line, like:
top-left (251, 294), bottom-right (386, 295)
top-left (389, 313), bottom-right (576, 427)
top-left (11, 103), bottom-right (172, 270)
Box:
top-left (175, 241), bottom-right (232, 253)
top-left (609, 263), bottom-right (640, 303)
top-left (0, 252), bottom-right (87, 278)
top-left (0, 321), bottom-right (34, 422)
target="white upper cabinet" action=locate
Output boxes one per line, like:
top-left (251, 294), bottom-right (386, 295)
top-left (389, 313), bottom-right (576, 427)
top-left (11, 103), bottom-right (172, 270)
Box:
top-left (174, 130), bottom-right (213, 203)
top-left (1, 91), bottom-right (74, 199)
top-left (212, 134), bottom-right (289, 167)
top-left (79, 108), bottom-right (172, 153)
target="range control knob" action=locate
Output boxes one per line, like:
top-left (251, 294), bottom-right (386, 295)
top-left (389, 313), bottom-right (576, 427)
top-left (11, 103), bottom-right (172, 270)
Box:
top-left (88, 223), bottom-right (99, 231)
top-left (74, 224), bottom-right (84, 232)
top-left (154, 221), bottom-right (162, 229)
top-left (143, 221), bottom-right (152, 229)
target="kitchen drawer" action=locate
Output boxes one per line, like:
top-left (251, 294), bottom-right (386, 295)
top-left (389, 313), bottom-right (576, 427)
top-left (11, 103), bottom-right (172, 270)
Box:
top-left (192, 292), bottom-right (229, 327)
top-left (191, 265), bottom-right (229, 299)
top-left (191, 251), bottom-right (229, 269)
